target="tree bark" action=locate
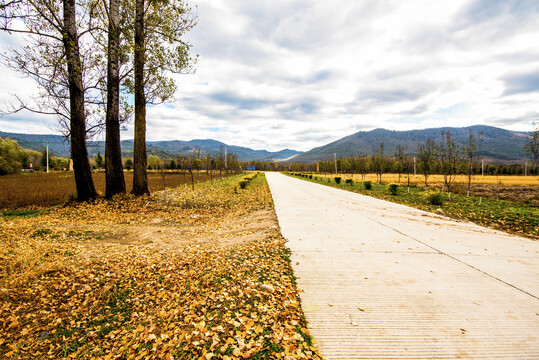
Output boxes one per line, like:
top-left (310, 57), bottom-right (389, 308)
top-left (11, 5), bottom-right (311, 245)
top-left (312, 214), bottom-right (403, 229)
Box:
top-left (63, 0), bottom-right (97, 201)
top-left (105, 0), bottom-right (126, 198)
top-left (132, 0), bottom-right (149, 196)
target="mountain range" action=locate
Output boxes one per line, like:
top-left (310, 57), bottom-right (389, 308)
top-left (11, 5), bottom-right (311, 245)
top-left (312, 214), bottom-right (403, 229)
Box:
top-left (0, 125), bottom-right (532, 163)
top-left (288, 125), bottom-right (530, 163)
top-left (0, 131), bottom-right (301, 162)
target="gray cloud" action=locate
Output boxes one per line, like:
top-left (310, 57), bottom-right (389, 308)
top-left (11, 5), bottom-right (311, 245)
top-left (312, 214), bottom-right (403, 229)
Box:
top-left (356, 86), bottom-right (434, 105)
top-left (2, 0), bottom-right (539, 151)
top-left (457, 0), bottom-right (539, 25)
top-left (449, 0), bottom-right (539, 51)
top-left (502, 71), bottom-right (539, 96)
top-left (488, 112), bottom-right (539, 127)
top-left (291, 130), bottom-right (336, 144)
top-left (208, 91), bottom-right (277, 110)
top-left (284, 70), bottom-right (334, 85)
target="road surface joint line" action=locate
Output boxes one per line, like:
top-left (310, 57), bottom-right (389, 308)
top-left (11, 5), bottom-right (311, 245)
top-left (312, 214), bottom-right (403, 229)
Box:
top-left (286, 174), bottom-right (538, 300)
top-left (359, 211), bottom-right (539, 301)
top-left (266, 173), bottom-right (539, 359)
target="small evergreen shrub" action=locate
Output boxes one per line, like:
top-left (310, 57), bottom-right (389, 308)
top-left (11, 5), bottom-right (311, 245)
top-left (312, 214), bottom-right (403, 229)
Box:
top-left (363, 180), bottom-right (372, 190)
top-left (334, 176), bottom-right (342, 184)
top-left (427, 192), bottom-right (444, 205)
top-left (389, 183), bottom-right (399, 195)
top-left (239, 180), bottom-right (248, 189)
top-left (345, 179), bottom-right (353, 185)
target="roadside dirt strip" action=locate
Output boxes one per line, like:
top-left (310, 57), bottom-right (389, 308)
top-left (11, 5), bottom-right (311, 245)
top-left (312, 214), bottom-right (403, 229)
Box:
top-left (265, 172), bottom-right (539, 360)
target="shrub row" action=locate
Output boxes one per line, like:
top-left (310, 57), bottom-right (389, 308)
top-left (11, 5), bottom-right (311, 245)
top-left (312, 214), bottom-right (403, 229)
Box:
top-left (292, 173), bottom-right (404, 196)
top-left (291, 172), bottom-right (312, 179)
top-left (239, 171), bottom-right (260, 189)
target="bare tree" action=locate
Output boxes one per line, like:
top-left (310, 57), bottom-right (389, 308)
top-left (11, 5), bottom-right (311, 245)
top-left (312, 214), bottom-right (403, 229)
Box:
top-left (438, 130), bottom-right (461, 193)
top-left (394, 144), bottom-right (406, 183)
top-left (131, 0), bottom-right (149, 195)
top-left (417, 139), bottom-right (437, 190)
top-left (463, 129), bottom-right (483, 196)
top-left (64, 0), bottom-right (98, 200)
top-left (525, 123), bottom-right (538, 169)
top-left (104, 0), bottom-right (126, 197)
top-left (0, 0), bottom-right (116, 138)
top-left (372, 142), bottom-right (388, 183)
top-left (1, 0), bottom-right (98, 200)
top-left (131, 0), bottom-right (197, 196)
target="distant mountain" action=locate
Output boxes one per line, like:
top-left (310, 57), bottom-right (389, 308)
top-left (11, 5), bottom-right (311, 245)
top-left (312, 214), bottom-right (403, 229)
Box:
top-left (288, 125), bottom-right (530, 163)
top-left (0, 132), bottom-right (71, 157)
top-left (2, 125), bottom-right (530, 164)
top-left (0, 131), bottom-right (302, 162)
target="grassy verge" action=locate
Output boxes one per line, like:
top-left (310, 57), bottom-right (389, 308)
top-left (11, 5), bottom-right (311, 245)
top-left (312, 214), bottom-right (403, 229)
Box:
top-left (0, 173), bottom-right (323, 359)
top-left (287, 173), bottom-right (539, 240)
top-left (1, 209), bottom-right (46, 218)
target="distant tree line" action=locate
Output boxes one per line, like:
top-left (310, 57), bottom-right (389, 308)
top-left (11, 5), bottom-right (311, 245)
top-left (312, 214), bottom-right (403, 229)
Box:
top-left (124, 146), bottom-right (242, 174)
top-left (287, 127), bottom-right (539, 195)
top-left (0, 137), bottom-right (70, 174)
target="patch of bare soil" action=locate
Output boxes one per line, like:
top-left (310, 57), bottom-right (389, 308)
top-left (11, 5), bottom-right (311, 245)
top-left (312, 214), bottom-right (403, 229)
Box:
top-left (468, 184), bottom-right (539, 205)
top-left (441, 184), bottom-right (539, 205)
top-left (73, 208), bottom-right (279, 258)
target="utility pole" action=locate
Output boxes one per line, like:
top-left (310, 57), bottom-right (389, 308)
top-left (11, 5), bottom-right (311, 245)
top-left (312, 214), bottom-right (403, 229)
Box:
top-left (46, 143), bottom-right (49, 173)
top-left (482, 160), bottom-right (484, 176)
top-left (334, 153), bottom-right (338, 174)
top-left (413, 157), bottom-right (416, 175)
top-left (525, 161), bottom-right (528, 176)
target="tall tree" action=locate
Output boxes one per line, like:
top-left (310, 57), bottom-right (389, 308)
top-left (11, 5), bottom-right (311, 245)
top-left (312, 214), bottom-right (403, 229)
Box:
top-left (104, 0), bottom-right (126, 197)
top-left (130, 0), bottom-right (197, 196)
top-left (1, 0), bottom-right (97, 201)
top-left (525, 123), bottom-right (538, 169)
top-left (131, 0), bottom-right (149, 195)
top-left (64, 0), bottom-right (97, 200)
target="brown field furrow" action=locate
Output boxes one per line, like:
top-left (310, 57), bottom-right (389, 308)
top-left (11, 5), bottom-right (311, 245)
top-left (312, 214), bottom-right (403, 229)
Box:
top-left (0, 171), bottom-right (232, 209)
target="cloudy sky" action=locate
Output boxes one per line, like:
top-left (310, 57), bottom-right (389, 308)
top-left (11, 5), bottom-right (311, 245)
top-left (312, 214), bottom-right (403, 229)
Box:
top-left (1, 0), bottom-right (539, 151)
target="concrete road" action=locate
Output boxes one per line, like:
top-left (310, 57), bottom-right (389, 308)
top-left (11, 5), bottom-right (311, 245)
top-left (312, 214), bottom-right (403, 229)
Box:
top-left (266, 172), bottom-right (539, 359)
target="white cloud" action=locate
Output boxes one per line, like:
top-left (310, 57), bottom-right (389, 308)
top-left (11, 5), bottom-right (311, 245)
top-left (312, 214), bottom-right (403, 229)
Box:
top-left (1, 0), bottom-right (539, 152)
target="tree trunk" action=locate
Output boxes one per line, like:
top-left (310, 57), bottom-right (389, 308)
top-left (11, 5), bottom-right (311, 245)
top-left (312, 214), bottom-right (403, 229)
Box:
top-left (105, 0), bottom-right (126, 198)
top-left (190, 169), bottom-right (195, 199)
top-left (467, 165), bottom-right (472, 197)
top-left (132, 0), bottom-right (149, 196)
top-left (63, 0), bottom-right (97, 201)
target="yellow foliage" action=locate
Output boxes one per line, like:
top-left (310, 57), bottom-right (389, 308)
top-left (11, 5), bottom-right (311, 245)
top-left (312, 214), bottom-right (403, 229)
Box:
top-left (318, 173), bottom-right (539, 186)
top-left (0, 174), bottom-right (323, 359)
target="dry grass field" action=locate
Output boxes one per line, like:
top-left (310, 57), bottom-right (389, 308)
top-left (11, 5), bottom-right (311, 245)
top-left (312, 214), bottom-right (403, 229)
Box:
top-left (322, 173), bottom-right (539, 186)
top-left (315, 173), bottom-right (539, 205)
top-left (0, 171), bottom-right (231, 210)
